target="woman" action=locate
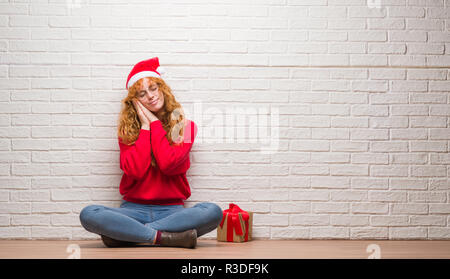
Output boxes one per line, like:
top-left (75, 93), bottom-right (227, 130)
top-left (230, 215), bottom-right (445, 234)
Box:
top-left (79, 57), bottom-right (223, 249)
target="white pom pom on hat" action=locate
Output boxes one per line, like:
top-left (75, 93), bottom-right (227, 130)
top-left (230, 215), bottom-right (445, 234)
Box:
top-left (156, 66), bottom-right (166, 76)
top-left (126, 57), bottom-right (166, 90)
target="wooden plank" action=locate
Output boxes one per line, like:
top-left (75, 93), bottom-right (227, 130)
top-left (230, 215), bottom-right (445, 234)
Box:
top-left (0, 240), bottom-right (449, 259)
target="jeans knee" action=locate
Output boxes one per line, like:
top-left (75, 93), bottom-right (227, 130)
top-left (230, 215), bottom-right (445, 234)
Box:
top-left (79, 204), bottom-right (103, 228)
top-left (199, 202), bottom-right (223, 225)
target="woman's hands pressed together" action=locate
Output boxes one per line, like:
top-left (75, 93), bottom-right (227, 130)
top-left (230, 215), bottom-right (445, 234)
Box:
top-left (132, 99), bottom-right (159, 130)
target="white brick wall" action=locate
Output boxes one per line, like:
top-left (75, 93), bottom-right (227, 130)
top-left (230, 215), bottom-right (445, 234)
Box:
top-left (0, 0), bottom-right (449, 240)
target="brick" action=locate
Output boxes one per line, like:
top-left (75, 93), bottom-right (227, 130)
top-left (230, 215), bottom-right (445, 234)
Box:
top-left (311, 152), bottom-right (349, 163)
top-left (371, 165), bottom-right (409, 177)
top-left (328, 42), bottom-right (365, 54)
top-left (410, 93), bottom-right (447, 104)
top-left (350, 228), bottom-right (388, 239)
top-left (331, 117), bottom-right (368, 128)
top-left (429, 179), bottom-right (450, 191)
top-left (11, 215), bottom-right (50, 226)
top-left (429, 204), bottom-right (450, 214)
top-left (51, 214), bottom-right (81, 226)
top-left (270, 177), bottom-right (309, 188)
top-left (350, 54), bottom-right (388, 66)
top-left (290, 190), bottom-right (330, 201)
top-left (290, 140), bottom-right (329, 151)
top-left (389, 55), bottom-right (426, 66)
top-left (410, 216), bottom-right (446, 226)
top-left (391, 128), bottom-right (428, 140)
top-left (368, 18), bottom-right (405, 29)
top-left (348, 31), bottom-right (387, 42)
top-left (430, 105), bottom-right (450, 115)
top-left (369, 191), bottom-right (407, 202)
top-left (408, 43), bottom-right (444, 55)
top-left (331, 191), bottom-right (368, 202)
top-left (407, 69), bottom-right (447, 80)
top-left (411, 142), bottom-right (447, 153)
top-left (11, 190), bottom-right (49, 202)
top-left (31, 127), bottom-right (71, 138)
top-left (332, 141), bottom-right (369, 152)
top-left (0, 227), bottom-right (31, 239)
top-left (352, 203), bottom-right (389, 214)
top-left (409, 192), bottom-right (447, 203)
top-left (390, 228), bottom-right (427, 240)
top-left (12, 164), bottom-right (50, 176)
top-left (352, 105), bottom-right (389, 116)
top-left (271, 228), bottom-right (310, 239)
top-left (313, 202), bottom-right (349, 214)
top-left (271, 202), bottom-right (310, 214)
top-left (351, 153), bottom-right (388, 164)
top-left (31, 227), bottom-right (72, 239)
top-left (290, 215), bottom-right (329, 226)
top-left (251, 190), bottom-right (289, 201)
top-left (391, 203), bottom-right (428, 215)
top-left (32, 177), bottom-right (71, 189)
top-left (331, 215), bottom-right (369, 227)
top-left (370, 216), bottom-right (409, 227)
top-left (368, 43), bottom-right (406, 54)
top-left (330, 165), bottom-right (368, 176)
top-left (410, 116), bottom-right (447, 128)
top-left (12, 115), bottom-right (51, 126)
top-left (212, 165), bottom-right (289, 176)
top-left (310, 227), bottom-right (349, 239)
top-left (370, 141), bottom-right (408, 152)
top-left (290, 116), bottom-right (330, 127)
top-left (253, 214), bottom-right (288, 226)
top-left (311, 128), bottom-right (349, 140)
top-left (351, 129), bottom-right (389, 140)
top-left (391, 154), bottom-right (428, 164)
top-left (370, 117), bottom-right (409, 128)
top-left (51, 165), bottom-right (90, 176)
top-left (291, 165), bottom-right (329, 175)
top-left (429, 228), bottom-right (450, 239)
top-left (0, 202), bottom-right (31, 214)
top-left (51, 190), bottom-right (90, 201)
top-left (391, 80), bottom-right (428, 92)
top-left (312, 81), bottom-right (350, 92)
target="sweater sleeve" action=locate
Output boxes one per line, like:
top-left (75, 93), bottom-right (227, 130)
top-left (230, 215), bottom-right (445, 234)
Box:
top-left (150, 119), bottom-right (197, 176)
top-left (118, 129), bottom-right (152, 179)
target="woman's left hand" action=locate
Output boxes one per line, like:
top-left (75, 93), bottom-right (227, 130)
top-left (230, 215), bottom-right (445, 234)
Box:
top-left (135, 100), bottom-right (159, 123)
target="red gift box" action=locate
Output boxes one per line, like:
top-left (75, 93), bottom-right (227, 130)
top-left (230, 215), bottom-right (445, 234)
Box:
top-left (217, 203), bottom-right (253, 242)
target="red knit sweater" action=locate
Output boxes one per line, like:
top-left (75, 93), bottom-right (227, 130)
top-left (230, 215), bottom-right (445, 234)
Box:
top-left (118, 119), bottom-right (198, 205)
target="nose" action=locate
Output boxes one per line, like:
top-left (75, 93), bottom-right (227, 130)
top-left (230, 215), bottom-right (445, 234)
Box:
top-left (144, 91), bottom-right (156, 102)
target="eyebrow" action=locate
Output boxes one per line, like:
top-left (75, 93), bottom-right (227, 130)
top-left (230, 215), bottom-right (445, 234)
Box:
top-left (138, 84), bottom-right (157, 94)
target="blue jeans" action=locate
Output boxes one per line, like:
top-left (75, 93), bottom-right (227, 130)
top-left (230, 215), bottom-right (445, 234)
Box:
top-left (79, 200), bottom-right (223, 243)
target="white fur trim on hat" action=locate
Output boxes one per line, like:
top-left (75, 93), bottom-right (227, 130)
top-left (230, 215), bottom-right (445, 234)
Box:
top-left (127, 71), bottom-right (161, 89)
top-left (156, 66), bottom-right (166, 76)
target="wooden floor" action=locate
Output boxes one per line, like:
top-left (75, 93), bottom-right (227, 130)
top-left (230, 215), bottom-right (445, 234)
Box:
top-left (0, 239), bottom-right (449, 259)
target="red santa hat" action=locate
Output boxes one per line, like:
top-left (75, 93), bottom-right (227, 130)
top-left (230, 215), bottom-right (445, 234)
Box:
top-left (126, 57), bottom-right (166, 90)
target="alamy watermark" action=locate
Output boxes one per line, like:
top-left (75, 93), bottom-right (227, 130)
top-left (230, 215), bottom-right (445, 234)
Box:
top-left (367, 0), bottom-right (382, 9)
top-left (66, 243), bottom-right (81, 259)
top-left (366, 244), bottom-right (381, 259)
top-left (66, 0), bottom-right (87, 10)
top-left (172, 101), bottom-right (280, 154)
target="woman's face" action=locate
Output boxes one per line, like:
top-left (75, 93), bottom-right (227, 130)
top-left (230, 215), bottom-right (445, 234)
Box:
top-left (136, 78), bottom-right (164, 113)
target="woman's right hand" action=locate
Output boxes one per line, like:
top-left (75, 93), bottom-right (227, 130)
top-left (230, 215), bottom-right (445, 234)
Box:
top-left (132, 99), bottom-right (150, 130)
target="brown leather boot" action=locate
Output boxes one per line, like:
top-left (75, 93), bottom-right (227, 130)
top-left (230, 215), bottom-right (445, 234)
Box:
top-left (159, 229), bottom-right (197, 249)
top-left (101, 235), bottom-right (136, 248)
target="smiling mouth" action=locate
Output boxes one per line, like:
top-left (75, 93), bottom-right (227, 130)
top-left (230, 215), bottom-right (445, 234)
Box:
top-left (149, 98), bottom-right (158, 105)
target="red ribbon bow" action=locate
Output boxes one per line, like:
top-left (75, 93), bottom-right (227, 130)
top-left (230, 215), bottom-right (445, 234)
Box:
top-left (219, 203), bottom-right (250, 242)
